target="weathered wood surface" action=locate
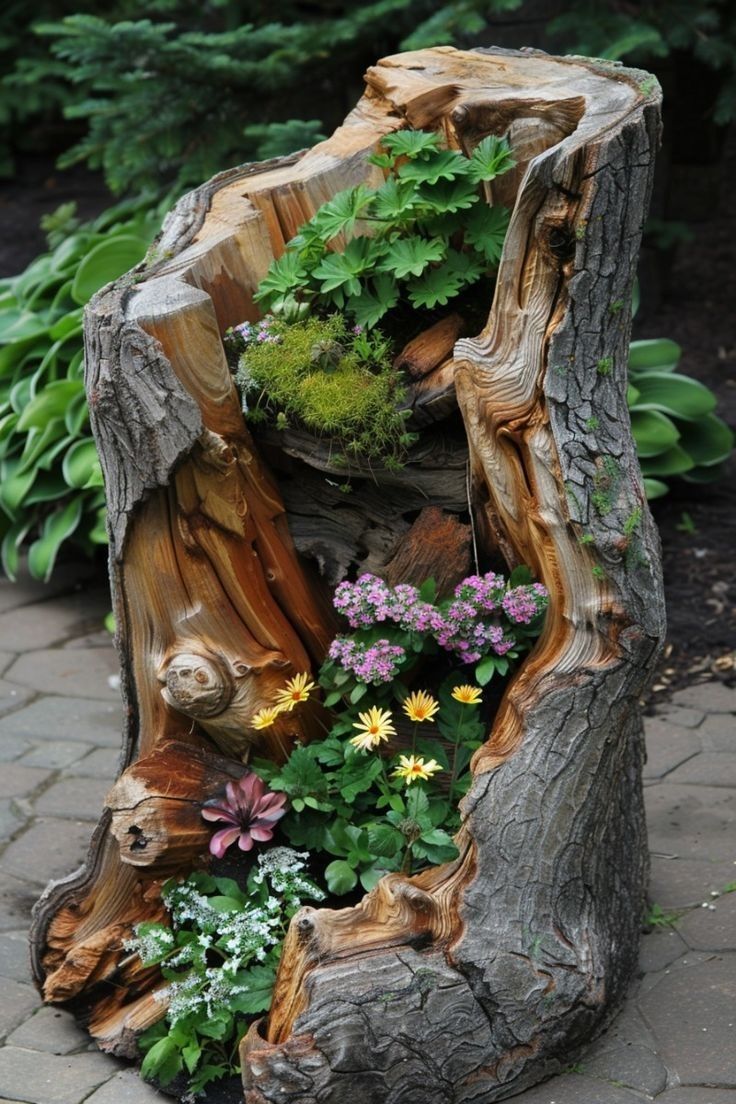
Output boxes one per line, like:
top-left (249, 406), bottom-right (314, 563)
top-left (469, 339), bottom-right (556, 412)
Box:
top-left (31, 45), bottom-right (663, 1102)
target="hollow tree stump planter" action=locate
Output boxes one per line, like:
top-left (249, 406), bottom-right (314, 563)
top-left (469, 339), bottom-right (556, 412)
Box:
top-left (30, 47), bottom-right (665, 1103)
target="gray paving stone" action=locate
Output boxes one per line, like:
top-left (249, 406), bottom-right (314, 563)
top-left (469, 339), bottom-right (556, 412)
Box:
top-left (646, 784), bottom-right (736, 862)
top-left (0, 765), bottom-right (52, 800)
top-left (655, 705), bottom-right (706, 728)
top-left (0, 684), bottom-right (34, 719)
top-left (671, 682), bottom-right (736, 714)
top-left (666, 753), bottom-right (736, 788)
top-left (582, 1043), bottom-right (667, 1096)
top-left (0, 820), bottom-right (92, 886)
top-left (496, 1073), bottom-right (642, 1103)
top-left (18, 743), bottom-right (92, 771)
top-left (0, 594), bottom-right (109, 654)
top-left (0, 873), bottom-right (42, 931)
top-left (7, 1007), bottom-right (89, 1056)
top-left (0, 562), bottom-right (94, 616)
top-left (0, 731), bottom-right (33, 764)
top-left (639, 926), bottom-right (690, 973)
top-left (649, 856), bottom-right (736, 909)
top-left (0, 980), bottom-right (41, 1039)
top-left (677, 891), bottom-right (736, 951)
top-left (62, 631), bottom-right (113, 651)
top-left (0, 801), bottom-right (25, 842)
top-left (698, 713), bottom-right (736, 752)
top-left (4, 650), bottom-right (119, 701)
top-left (589, 1003), bottom-right (659, 1052)
top-left (638, 953), bottom-right (736, 1085)
top-left (83, 1069), bottom-right (162, 1104)
top-left (658, 1091), bottom-right (736, 1103)
top-left (0, 1045), bottom-right (117, 1104)
top-left (0, 654), bottom-right (15, 676)
top-left (643, 720), bottom-right (701, 779)
top-left (71, 748), bottom-right (120, 781)
top-left (0, 698), bottom-right (123, 749)
top-left (0, 931), bottom-right (31, 982)
top-left (33, 778), bottom-right (110, 821)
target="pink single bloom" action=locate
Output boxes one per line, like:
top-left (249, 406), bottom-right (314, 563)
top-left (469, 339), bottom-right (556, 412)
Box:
top-left (201, 772), bottom-right (287, 858)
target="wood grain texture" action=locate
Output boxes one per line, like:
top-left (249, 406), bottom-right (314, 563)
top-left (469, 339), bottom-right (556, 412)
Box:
top-left (30, 45), bottom-right (664, 1101)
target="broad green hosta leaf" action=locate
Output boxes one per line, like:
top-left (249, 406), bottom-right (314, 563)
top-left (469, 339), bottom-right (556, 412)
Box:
top-left (629, 372), bottom-right (716, 421)
top-left (16, 379), bottom-right (85, 431)
top-left (398, 149), bottom-right (472, 185)
top-left (640, 445), bottom-right (695, 477)
top-left (630, 409), bottom-right (680, 457)
top-left (682, 461), bottom-right (729, 484)
top-left (677, 413), bottom-right (734, 467)
top-left (628, 338), bottom-right (681, 372)
top-left (643, 478), bottom-right (669, 500)
top-left (0, 309), bottom-right (49, 345)
top-left (463, 203), bottom-right (510, 265)
top-left (378, 235), bottom-right (445, 279)
top-left (62, 438), bottom-right (103, 489)
top-left (27, 497), bottom-right (84, 582)
top-left (71, 235), bottom-right (149, 305)
top-left (381, 130), bottom-right (441, 161)
top-left (467, 135), bottom-right (516, 183)
top-left (1, 519), bottom-right (32, 581)
top-left (16, 418), bottom-right (67, 475)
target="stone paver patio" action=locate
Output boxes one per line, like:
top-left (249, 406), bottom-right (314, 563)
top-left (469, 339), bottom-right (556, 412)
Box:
top-left (0, 564), bottom-right (734, 1104)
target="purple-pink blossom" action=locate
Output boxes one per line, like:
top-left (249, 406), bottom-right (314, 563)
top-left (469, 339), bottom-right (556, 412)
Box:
top-left (328, 636), bottom-right (406, 684)
top-left (201, 772), bottom-right (287, 857)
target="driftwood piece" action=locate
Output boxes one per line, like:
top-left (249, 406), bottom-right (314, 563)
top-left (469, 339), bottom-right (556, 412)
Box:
top-left (31, 45), bottom-right (664, 1103)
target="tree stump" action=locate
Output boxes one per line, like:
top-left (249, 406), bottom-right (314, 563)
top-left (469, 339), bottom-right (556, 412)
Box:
top-left (30, 46), bottom-right (664, 1102)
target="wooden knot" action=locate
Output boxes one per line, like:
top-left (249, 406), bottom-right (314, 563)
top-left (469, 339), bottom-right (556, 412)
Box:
top-left (159, 652), bottom-right (233, 718)
top-left (293, 908), bottom-right (318, 945)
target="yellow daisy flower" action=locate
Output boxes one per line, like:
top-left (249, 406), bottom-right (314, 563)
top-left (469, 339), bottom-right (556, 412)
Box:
top-left (392, 754), bottom-right (442, 785)
top-left (251, 706), bottom-right (282, 730)
top-left (274, 672), bottom-right (316, 712)
top-left (402, 690), bottom-right (440, 724)
top-left (451, 684), bottom-right (483, 705)
top-left (350, 706), bottom-right (396, 752)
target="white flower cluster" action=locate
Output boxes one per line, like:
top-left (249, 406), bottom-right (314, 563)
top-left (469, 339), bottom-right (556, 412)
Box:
top-left (131, 847), bottom-right (325, 1027)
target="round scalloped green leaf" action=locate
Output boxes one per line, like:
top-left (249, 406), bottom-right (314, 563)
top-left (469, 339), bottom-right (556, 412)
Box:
top-left (678, 413), bottom-right (734, 467)
top-left (628, 372), bottom-right (716, 421)
top-left (628, 338), bottom-right (681, 372)
top-left (640, 445), bottom-right (695, 477)
top-left (630, 409), bottom-right (680, 457)
top-left (643, 478), bottom-right (669, 500)
top-left (27, 496), bottom-right (84, 582)
top-left (71, 235), bottom-right (148, 305)
top-left (62, 438), bottom-right (102, 489)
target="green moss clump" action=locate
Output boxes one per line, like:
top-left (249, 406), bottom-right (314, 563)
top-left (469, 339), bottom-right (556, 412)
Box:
top-left (236, 315), bottom-right (413, 465)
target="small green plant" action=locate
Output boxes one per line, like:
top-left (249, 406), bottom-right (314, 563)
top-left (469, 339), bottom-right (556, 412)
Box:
top-left (254, 128), bottom-right (514, 328)
top-left (130, 851), bottom-right (324, 1093)
top-left (676, 511), bottom-right (697, 534)
top-left (627, 338), bottom-right (734, 500)
top-left (644, 902), bottom-right (680, 928)
top-left (235, 314), bottom-right (414, 465)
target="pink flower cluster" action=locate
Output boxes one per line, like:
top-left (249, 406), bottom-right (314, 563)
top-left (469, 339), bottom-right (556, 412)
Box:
top-left (501, 583), bottom-right (549, 624)
top-left (332, 572), bottom-right (549, 670)
top-left (328, 636), bottom-right (406, 684)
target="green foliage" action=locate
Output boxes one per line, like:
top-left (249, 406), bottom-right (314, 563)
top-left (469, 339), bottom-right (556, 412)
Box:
top-left (626, 338), bottom-right (734, 498)
top-left (254, 128), bottom-right (513, 327)
top-left (236, 315), bottom-right (414, 466)
top-left (644, 902), bottom-right (681, 928)
top-left (130, 856), bottom-right (324, 1093)
top-left (0, 197), bottom-right (163, 579)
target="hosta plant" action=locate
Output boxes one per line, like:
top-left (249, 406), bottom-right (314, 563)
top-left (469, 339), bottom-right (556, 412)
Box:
top-left (627, 338), bottom-right (734, 499)
top-left (0, 197), bottom-right (163, 580)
